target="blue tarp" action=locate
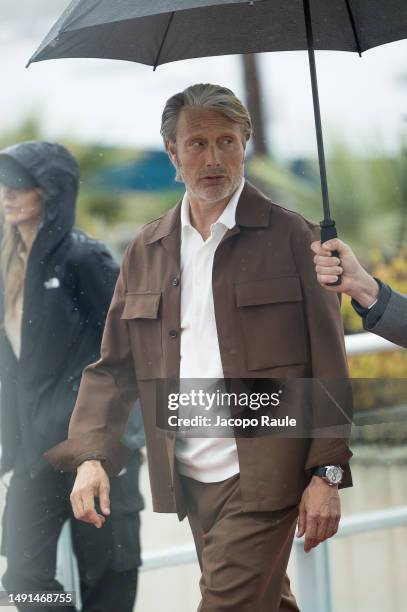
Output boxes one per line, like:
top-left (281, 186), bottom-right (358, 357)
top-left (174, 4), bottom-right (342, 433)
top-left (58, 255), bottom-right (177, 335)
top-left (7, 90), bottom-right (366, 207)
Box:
top-left (89, 150), bottom-right (182, 193)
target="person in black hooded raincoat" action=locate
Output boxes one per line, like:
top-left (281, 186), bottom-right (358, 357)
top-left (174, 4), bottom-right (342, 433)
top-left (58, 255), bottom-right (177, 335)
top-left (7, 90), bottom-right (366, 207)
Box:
top-left (0, 141), bottom-right (144, 612)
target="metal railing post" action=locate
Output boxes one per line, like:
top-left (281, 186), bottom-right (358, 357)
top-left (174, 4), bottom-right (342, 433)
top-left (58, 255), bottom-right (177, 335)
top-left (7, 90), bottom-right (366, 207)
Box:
top-left (56, 521), bottom-right (81, 606)
top-left (295, 539), bottom-right (333, 612)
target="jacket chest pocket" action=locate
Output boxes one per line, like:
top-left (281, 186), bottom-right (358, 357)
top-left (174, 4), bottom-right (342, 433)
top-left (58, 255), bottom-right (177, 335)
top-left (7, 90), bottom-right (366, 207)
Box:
top-left (235, 276), bottom-right (307, 371)
top-left (121, 292), bottom-right (163, 380)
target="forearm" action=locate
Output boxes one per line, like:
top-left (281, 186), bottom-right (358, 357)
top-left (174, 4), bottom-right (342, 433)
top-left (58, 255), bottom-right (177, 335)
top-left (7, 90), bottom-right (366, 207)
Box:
top-left (349, 272), bottom-right (380, 308)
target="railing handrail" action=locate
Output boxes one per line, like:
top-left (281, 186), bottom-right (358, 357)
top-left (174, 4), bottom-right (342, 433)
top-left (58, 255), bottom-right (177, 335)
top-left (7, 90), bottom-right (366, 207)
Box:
top-left (141, 544), bottom-right (197, 572)
top-left (139, 505), bottom-right (407, 571)
top-left (331, 505), bottom-right (407, 538)
top-left (345, 331), bottom-right (402, 354)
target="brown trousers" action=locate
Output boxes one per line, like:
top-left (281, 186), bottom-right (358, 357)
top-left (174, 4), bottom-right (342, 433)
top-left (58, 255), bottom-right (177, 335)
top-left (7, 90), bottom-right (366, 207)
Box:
top-left (181, 474), bottom-right (300, 612)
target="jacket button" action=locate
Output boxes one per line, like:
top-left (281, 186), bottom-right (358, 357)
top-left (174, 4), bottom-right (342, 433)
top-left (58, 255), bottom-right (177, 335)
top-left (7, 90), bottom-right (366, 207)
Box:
top-left (169, 330), bottom-right (178, 339)
top-left (171, 277), bottom-right (180, 287)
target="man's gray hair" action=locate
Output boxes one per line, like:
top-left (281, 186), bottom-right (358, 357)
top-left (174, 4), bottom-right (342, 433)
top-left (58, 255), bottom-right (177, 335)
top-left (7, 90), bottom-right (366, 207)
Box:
top-left (160, 83), bottom-right (252, 145)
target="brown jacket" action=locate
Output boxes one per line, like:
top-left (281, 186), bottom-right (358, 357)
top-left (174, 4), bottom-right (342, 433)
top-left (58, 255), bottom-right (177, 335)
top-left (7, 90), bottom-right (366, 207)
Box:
top-left (46, 182), bottom-right (352, 519)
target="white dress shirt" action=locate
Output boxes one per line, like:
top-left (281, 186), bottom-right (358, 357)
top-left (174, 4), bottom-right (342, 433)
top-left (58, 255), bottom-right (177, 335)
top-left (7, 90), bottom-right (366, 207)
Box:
top-left (175, 178), bottom-right (245, 482)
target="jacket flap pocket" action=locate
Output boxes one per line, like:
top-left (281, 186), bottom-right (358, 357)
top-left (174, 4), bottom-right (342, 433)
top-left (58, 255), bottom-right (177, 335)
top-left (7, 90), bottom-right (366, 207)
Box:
top-left (121, 292), bottom-right (161, 320)
top-left (235, 277), bottom-right (302, 308)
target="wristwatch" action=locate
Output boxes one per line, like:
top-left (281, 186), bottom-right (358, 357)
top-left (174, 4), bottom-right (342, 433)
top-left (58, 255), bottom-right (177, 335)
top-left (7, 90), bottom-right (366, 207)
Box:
top-left (312, 465), bottom-right (344, 485)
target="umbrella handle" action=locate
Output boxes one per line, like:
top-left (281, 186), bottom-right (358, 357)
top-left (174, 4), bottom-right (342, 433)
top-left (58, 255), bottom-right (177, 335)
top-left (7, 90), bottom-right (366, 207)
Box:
top-left (320, 219), bottom-right (342, 287)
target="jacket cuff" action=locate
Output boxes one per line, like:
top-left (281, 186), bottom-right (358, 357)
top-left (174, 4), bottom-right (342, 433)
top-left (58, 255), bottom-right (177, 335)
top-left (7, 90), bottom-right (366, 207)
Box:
top-left (305, 439), bottom-right (353, 470)
top-left (305, 440), bottom-right (353, 489)
top-left (351, 278), bottom-right (392, 328)
top-left (44, 432), bottom-right (132, 476)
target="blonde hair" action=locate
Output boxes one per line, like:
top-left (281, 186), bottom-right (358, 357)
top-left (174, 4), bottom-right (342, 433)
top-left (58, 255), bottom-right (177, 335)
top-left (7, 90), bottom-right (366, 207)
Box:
top-left (1, 220), bottom-right (27, 320)
top-left (1, 184), bottom-right (43, 323)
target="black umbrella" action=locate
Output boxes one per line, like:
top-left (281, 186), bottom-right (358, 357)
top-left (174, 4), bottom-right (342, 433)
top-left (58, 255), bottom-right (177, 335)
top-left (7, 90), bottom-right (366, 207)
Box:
top-left (28, 0), bottom-right (407, 281)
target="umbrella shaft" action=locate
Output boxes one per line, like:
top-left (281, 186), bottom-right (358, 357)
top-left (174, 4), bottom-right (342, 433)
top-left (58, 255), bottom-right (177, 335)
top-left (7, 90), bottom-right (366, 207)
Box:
top-left (303, 0), bottom-right (331, 222)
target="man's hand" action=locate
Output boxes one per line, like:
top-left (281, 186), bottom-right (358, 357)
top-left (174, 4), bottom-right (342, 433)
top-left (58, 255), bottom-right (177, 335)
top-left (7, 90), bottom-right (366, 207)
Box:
top-left (296, 476), bottom-right (341, 552)
top-left (70, 459), bottom-right (110, 528)
top-left (311, 238), bottom-right (380, 307)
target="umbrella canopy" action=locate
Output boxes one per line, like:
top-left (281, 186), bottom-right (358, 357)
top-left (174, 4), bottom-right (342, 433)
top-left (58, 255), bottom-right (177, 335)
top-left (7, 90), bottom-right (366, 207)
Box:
top-left (28, 0), bottom-right (407, 67)
top-left (28, 0), bottom-right (407, 284)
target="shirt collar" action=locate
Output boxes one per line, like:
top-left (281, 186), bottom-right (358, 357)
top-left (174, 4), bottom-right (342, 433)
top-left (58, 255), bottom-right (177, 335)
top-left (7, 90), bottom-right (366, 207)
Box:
top-left (181, 178), bottom-right (245, 232)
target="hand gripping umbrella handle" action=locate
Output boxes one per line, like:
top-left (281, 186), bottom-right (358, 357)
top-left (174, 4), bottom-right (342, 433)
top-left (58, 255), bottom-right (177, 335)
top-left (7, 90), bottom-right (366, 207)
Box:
top-left (320, 219), bottom-right (342, 287)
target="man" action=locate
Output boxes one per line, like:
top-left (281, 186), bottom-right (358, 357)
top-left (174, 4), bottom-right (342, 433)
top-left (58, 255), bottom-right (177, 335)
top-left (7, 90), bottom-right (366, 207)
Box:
top-left (46, 84), bottom-right (352, 611)
top-left (311, 238), bottom-right (406, 349)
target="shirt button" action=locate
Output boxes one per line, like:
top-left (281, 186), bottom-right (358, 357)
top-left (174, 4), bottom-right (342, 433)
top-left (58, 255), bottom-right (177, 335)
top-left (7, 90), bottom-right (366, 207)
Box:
top-left (171, 277), bottom-right (180, 287)
top-left (169, 330), bottom-right (178, 339)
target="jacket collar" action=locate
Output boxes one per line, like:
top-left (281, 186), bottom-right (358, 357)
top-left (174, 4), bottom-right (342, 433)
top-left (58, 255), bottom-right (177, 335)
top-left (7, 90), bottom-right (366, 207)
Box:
top-left (144, 201), bottom-right (182, 245)
top-left (235, 181), bottom-right (272, 228)
top-left (143, 180), bottom-right (272, 245)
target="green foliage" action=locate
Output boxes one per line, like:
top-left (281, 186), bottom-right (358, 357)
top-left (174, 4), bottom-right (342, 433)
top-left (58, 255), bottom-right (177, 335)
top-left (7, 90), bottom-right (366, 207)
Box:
top-left (0, 114), bottom-right (43, 148)
top-left (248, 140), bottom-right (407, 254)
top-left (76, 192), bottom-right (124, 226)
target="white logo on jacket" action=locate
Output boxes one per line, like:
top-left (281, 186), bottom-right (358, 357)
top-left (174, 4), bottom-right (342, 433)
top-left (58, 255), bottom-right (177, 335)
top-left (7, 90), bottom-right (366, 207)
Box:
top-left (44, 277), bottom-right (60, 289)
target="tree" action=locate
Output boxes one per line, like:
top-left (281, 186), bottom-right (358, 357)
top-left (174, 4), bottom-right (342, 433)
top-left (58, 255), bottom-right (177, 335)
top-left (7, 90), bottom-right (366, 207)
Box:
top-left (241, 54), bottom-right (269, 156)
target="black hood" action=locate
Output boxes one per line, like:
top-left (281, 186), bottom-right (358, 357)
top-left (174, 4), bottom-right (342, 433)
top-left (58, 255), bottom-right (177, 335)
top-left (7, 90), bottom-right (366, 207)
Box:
top-left (0, 141), bottom-right (80, 257)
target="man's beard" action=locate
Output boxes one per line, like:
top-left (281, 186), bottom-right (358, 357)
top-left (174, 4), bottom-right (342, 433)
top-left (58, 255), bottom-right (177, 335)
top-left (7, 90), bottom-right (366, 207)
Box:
top-left (175, 160), bottom-right (243, 204)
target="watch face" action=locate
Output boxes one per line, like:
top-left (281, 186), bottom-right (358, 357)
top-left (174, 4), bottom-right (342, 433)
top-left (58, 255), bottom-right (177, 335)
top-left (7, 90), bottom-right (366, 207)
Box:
top-left (326, 466), bottom-right (343, 484)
